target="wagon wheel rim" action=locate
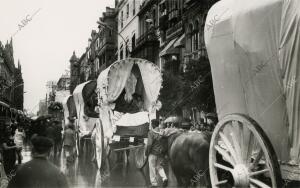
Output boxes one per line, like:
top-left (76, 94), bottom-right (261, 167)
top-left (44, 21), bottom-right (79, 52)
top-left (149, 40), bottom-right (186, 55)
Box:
top-left (134, 145), bottom-right (147, 169)
top-left (209, 114), bottom-right (282, 188)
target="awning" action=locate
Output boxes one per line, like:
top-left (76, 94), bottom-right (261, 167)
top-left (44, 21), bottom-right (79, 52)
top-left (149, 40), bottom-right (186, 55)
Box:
top-left (174, 34), bottom-right (185, 48)
top-left (159, 38), bottom-right (179, 57)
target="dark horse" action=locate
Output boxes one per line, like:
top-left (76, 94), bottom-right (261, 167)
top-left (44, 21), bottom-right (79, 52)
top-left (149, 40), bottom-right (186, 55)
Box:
top-left (164, 128), bottom-right (211, 187)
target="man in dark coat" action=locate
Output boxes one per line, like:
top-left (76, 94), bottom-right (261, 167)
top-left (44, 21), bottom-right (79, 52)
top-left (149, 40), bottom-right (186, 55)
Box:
top-left (7, 135), bottom-right (68, 188)
top-left (145, 120), bottom-right (168, 187)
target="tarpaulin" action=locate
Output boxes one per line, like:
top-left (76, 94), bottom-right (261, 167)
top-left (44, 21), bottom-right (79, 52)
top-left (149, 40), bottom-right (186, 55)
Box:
top-left (205, 0), bottom-right (300, 163)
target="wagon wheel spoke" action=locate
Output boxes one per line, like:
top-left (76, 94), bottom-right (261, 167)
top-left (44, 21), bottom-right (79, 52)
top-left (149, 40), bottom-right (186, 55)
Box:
top-left (229, 121), bottom-right (242, 163)
top-left (249, 169), bottom-right (269, 177)
top-left (215, 180), bottom-right (228, 186)
top-left (214, 163), bottom-right (233, 172)
top-left (214, 145), bottom-right (235, 166)
top-left (250, 149), bottom-right (263, 170)
top-left (219, 132), bottom-right (239, 163)
top-left (250, 178), bottom-right (271, 188)
top-left (246, 130), bottom-right (255, 165)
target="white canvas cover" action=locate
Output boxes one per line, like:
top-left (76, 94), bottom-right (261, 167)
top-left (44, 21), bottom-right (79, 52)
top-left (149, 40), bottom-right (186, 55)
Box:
top-left (62, 95), bottom-right (72, 126)
top-left (205, 0), bottom-right (300, 163)
top-left (73, 81), bottom-right (98, 137)
top-left (97, 58), bottom-right (162, 138)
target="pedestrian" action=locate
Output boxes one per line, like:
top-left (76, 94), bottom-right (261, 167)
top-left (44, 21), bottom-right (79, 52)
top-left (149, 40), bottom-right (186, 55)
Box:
top-left (63, 123), bottom-right (76, 163)
top-left (54, 121), bottom-right (63, 156)
top-left (13, 125), bottom-right (26, 164)
top-left (45, 122), bottom-right (56, 157)
top-left (7, 135), bottom-right (68, 188)
top-left (205, 113), bottom-right (218, 131)
top-left (2, 126), bottom-right (19, 174)
top-left (145, 120), bottom-right (168, 188)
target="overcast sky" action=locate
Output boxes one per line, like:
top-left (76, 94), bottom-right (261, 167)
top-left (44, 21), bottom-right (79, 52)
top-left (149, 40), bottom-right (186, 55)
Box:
top-left (0, 0), bottom-right (115, 113)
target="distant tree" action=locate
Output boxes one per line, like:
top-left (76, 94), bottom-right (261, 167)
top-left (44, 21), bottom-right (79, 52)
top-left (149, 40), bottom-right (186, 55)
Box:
top-left (158, 62), bottom-right (185, 117)
top-left (182, 56), bottom-right (216, 112)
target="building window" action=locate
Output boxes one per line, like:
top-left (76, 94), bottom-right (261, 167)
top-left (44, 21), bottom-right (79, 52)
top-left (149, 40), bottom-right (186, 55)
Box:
top-left (132, 34), bottom-right (136, 49)
top-left (121, 11), bottom-right (124, 28)
top-left (126, 4), bottom-right (129, 19)
top-left (133, 0), bottom-right (135, 15)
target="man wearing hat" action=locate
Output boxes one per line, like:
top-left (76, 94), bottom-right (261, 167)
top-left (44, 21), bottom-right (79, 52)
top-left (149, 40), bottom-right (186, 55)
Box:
top-left (7, 135), bottom-right (68, 188)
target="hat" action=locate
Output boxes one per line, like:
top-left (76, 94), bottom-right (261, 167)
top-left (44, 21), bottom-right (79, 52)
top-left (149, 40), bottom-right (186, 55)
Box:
top-left (31, 135), bottom-right (53, 153)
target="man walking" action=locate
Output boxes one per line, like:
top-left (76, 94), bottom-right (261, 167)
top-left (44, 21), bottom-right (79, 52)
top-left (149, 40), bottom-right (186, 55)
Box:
top-left (8, 135), bottom-right (68, 188)
top-left (145, 120), bottom-right (168, 187)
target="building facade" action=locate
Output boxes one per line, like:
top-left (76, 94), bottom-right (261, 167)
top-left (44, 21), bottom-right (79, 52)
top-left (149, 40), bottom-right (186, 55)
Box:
top-left (0, 39), bottom-right (24, 110)
top-left (70, 4), bottom-right (118, 92)
top-left (131, 0), bottom-right (160, 65)
top-left (96, 7), bottom-right (118, 73)
top-left (117, 0), bottom-right (142, 60)
top-left (158, 0), bottom-right (185, 72)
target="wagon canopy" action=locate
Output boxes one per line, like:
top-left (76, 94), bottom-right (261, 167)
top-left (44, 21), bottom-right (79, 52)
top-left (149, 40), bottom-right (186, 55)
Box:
top-left (62, 95), bottom-right (77, 125)
top-left (73, 80), bottom-right (98, 136)
top-left (97, 58), bottom-right (162, 138)
top-left (97, 58), bottom-right (162, 112)
top-left (205, 0), bottom-right (300, 163)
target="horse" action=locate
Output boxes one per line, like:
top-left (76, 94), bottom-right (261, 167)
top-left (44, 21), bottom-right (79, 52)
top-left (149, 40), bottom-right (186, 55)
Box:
top-left (164, 128), bottom-right (211, 187)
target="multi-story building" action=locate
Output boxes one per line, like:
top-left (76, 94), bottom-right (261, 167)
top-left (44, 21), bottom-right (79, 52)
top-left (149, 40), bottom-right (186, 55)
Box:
top-left (69, 51), bottom-right (80, 93)
top-left (37, 99), bottom-right (48, 116)
top-left (117, 0), bottom-right (142, 60)
top-left (13, 61), bottom-right (24, 110)
top-left (183, 0), bottom-right (218, 66)
top-left (131, 0), bottom-right (160, 65)
top-left (70, 4), bottom-right (118, 92)
top-left (0, 39), bottom-right (24, 110)
top-left (96, 7), bottom-right (118, 73)
top-left (158, 0), bottom-right (186, 72)
top-left (55, 73), bottom-right (70, 103)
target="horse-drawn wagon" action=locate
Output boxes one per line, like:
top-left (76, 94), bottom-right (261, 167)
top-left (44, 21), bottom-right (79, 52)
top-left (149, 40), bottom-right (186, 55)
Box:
top-left (205, 0), bottom-right (300, 187)
top-left (95, 58), bottom-right (162, 169)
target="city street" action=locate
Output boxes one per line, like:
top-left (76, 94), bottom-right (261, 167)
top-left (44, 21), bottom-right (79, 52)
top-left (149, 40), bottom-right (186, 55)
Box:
top-left (22, 144), bottom-right (178, 188)
top-left (2, 0), bottom-right (300, 187)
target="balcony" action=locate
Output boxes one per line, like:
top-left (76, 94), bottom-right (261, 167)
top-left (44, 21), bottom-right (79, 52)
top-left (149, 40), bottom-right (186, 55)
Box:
top-left (168, 9), bottom-right (179, 21)
top-left (136, 30), bottom-right (159, 48)
top-left (166, 21), bottom-right (183, 40)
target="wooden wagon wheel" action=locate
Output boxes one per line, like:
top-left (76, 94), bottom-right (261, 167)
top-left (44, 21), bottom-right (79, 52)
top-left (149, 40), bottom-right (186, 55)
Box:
top-left (209, 113), bottom-right (282, 188)
top-left (134, 145), bottom-right (148, 169)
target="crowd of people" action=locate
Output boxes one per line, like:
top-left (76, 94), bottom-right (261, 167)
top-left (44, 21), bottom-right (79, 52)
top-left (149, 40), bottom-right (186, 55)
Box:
top-left (0, 121), bottom-right (26, 176)
top-left (0, 117), bottom-right (78, 188)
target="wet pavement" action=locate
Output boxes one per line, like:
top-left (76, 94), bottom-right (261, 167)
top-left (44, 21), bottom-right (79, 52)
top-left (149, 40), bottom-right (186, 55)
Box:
top-left (21, 145), bottom-right (178, 188)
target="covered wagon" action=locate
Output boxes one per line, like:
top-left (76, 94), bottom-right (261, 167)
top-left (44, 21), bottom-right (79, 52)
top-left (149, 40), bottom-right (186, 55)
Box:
top-left (205, 0), bottom-right (300, 187)
top-left (95, 58), bottom-right (162, 169)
